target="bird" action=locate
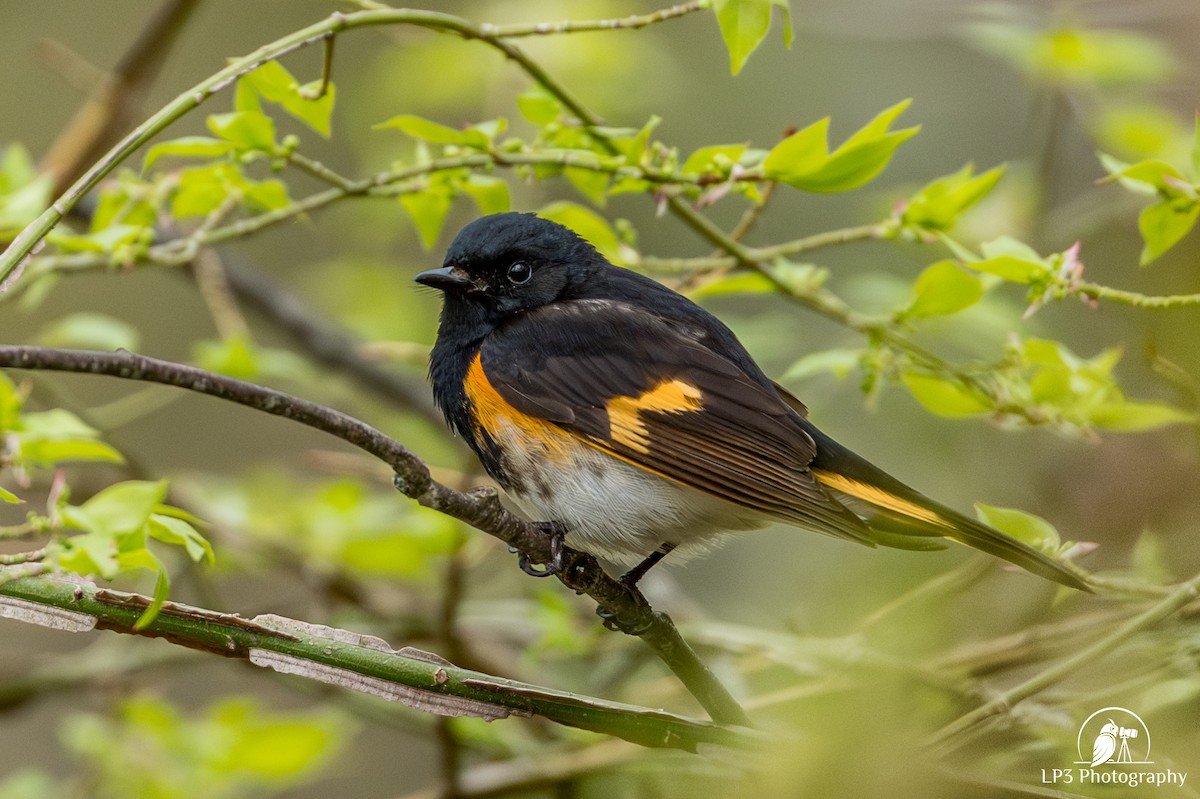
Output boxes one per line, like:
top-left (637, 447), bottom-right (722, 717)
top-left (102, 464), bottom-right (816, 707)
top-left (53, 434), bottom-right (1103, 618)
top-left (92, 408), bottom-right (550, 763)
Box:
top-left (415, 212), bottom-right (1088, 591)
top-left (1091, 720), bottom-right (1119, 766)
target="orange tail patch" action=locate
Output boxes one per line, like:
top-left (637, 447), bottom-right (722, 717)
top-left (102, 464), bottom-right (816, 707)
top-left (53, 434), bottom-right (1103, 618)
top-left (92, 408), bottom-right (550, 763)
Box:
top-left (812, 468), bottom-right (951, 529)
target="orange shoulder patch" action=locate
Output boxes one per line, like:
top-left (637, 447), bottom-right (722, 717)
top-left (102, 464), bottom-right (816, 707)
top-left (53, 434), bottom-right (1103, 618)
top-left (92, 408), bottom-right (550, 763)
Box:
top-left (606, 379), bottom-right (703, 454)
top-left (464, 353), bottom-right (572, 461)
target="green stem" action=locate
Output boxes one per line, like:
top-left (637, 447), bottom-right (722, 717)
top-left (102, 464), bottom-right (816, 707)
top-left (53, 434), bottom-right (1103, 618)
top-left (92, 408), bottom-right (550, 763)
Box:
top-left (488, 1), bottom-right (707, 37)
top-left (928, 568), bottom-right (1200, 748)
top-left (0, 4), bottom-right (696, 290)
top-left (1079, 282), bottom-right (1200, 309)
top-left (0, 575), bottom-right (749, 751)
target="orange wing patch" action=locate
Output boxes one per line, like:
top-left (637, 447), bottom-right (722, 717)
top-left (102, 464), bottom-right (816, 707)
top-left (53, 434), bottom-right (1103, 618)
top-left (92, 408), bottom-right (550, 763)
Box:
top-left (606, 379), bottom-right (703, 454)
top-left (812, 468), bottom-right (950, 528)
top-left (464, 353), bottom-right (572, 461)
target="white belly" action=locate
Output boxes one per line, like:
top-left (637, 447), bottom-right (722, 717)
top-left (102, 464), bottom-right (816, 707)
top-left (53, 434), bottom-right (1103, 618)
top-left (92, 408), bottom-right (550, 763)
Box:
top-left (502, 436), bottom-right (770, 566)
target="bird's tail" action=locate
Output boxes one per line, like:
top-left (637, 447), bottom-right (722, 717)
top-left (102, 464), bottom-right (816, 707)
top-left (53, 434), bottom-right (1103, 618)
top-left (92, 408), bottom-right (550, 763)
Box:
top-left (805, 425), bottom-right (1090, 592)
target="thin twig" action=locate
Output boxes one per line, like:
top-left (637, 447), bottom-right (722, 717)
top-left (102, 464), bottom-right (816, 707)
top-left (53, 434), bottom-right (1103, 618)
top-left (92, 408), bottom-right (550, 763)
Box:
top-left (928, 568), bottom-right (1200, 749)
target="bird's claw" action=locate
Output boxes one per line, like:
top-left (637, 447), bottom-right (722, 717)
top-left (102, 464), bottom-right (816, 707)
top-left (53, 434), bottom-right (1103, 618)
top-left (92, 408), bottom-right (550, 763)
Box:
top-left (515, 522), bottom-right (566, 578)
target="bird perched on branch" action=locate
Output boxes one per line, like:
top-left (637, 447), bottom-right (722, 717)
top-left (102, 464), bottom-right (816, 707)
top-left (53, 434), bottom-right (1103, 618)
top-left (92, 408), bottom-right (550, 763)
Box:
top-left (417, 212), bottom-right (1088, 591)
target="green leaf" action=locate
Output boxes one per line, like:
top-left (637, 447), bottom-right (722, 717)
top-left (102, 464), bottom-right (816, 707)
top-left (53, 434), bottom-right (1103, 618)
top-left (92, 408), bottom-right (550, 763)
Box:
top-left (0, 374), bottom-right (20, 432)
top-left (461, 175), bottom-right (510, 215)
top-left (517, 86), bottom-right (562, 126)
top-left (0, 145), bottom-right (53, 241)
top-left (51, 531), bottom-right (119, 579)
top-left (207, 111), bottom-right (277, 153)
top-left (538, 201), bottom-right (624, 265)
top-left (216, 701), bottom-right (343, 780)
top-left (1138, 198), bottom-right (1200, 265)
top-left (782, 348), bottom-right (862, 381)
top-left (564, 167), bottom-right (610, 206)
top-left (763, 100), bottom-right (919, 192)
top-left (193, 335), bottom-right (260, 379)
top-left (771, 0), bottom-right (794, 48)
top-left (20, 408), bottom-right (101, 439)
top-left (902, 373), bottom-right (991, 417)
top-left (689, 271), bottom-right (776, 298)
top-left (1100, 157), bottom-right (1187, 192)
top-left (113, 546), bottom-right (170, 629)
top-left (38, 313), bottom-right (139, 351)
top-left (0, 486), bottom-right (20, 503)
top-left (72, 480), bottom-right (169, 537)
top-left (682, 144), bottom-right (749, 177)
top-left (969, 236), bottom-right (1052, 283)
top-left (375, 114), bottom-right (492, 148)
top-left (172, 163), bottom-right (234, 218)
top-left (241, 60), bottom-right (336, 137)
top-left (974, 503), bottom-right (1061, 551)
top-left (904, 260), bottom-right (984, 318)
top-left (902, 164), bottom-right (1006, 231)
top-left (1088, 400), bottom-right (1195, 431)
top-left (399, 186), bottom-right (454, 250)
top-left (148, 514), bottom-right (215, 565)
top-left (712, 0), bottom-right (773, 75)
top-left (143, 136), bottom-right (233, 170)
top-left (19, 439), bottom-right (124, 466)
top-left (243, 178), bottom-right (291, 212)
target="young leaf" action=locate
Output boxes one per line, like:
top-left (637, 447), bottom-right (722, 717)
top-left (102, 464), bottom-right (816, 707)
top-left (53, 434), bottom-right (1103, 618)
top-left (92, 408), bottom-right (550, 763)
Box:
top-left (375, 114), bottom-right (491, 148)
top-left (974, 503), bottom-right (1061, 552)
top-left (143, 137), bottom-right (234, 171)
top-left (712, 0), bottom-right (773, 75)
top-left (461, 175), bottom-right (511, 215)
top-left (242, 60), bottom-right (336, 137)
top-left (207, 111), bottom-right (278, 153)
top-left (38, 313), bottom-right (140, 352)
top-left (0, 486), bottom-right (20, 503)
top-left (538, 201), bottom-right (624, 265)
top-left (517, 86), bottom-right (562, 125)
top-left (901, 164), bottom-right (1006, 232)
top-left (1088, 400), bottom-right (1195, 432)
top-left (682, 144), bottom-right (749, 177)
top-left (1138, 198), bottom-right (1200, 265)
top-left (902, 372), bottom-right (991, 417)
top-left (969, 236), bottom-right (1052, 283)
top-left (149, 514), bottom-right (216, 565)
top-left (904, 260), bottom-right (984, 318)
top-left (400, 185), bottom-right (455, 250)
top-left (782, 348), bottom-right (862, 381)
top-left (72, 480), bottom-right (169, 537)
top-left (763, 101), bottom-right (919, 193)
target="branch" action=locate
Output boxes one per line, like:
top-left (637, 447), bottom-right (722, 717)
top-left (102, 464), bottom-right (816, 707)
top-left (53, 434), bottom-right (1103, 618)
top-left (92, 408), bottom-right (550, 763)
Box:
top-left (0, 574), bottom-right (749, 751)
top-left (0, 345), bottom-right (751, 727)
top-left (38, 0), bottom-right (202, 194)
top-left (0, 3), bottom-right (702, 286)
top-left (928, 567), bottom-right (1200, 749)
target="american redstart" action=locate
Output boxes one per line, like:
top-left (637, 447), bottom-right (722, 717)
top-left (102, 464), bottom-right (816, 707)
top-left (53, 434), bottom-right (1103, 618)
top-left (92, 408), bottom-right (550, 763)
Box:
top-left (416, 212), bottom-right (1087, 591)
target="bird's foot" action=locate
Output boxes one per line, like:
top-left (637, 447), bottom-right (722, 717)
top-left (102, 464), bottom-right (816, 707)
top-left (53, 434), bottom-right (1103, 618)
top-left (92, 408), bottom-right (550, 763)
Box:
top-left (514, 521), bottom-right (567, 578)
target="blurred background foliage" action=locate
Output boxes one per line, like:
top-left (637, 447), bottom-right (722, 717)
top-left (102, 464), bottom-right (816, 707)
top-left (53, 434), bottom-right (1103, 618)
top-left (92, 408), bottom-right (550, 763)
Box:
top-left (1, 0), bottom-right (1199, 796)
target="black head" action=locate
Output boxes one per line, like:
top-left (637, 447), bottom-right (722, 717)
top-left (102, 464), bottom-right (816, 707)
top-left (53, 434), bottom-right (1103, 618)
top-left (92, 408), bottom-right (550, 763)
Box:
top-left (415, 213), bottom-right (607, 324)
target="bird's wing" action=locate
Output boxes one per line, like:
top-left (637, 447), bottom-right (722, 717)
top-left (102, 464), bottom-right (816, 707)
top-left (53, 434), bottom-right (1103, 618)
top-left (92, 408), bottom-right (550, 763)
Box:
top-left (478, 300), bottom-right (874, 544)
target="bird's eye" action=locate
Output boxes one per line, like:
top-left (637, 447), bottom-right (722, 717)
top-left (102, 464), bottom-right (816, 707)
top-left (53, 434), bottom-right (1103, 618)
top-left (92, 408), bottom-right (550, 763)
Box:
top-left (507, 262), bottom-right (532, 284)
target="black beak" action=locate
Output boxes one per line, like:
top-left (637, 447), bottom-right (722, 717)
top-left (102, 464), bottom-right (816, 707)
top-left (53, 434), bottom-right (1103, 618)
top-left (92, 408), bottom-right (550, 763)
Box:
top-left (414, 265), bottom-right (473, 292)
